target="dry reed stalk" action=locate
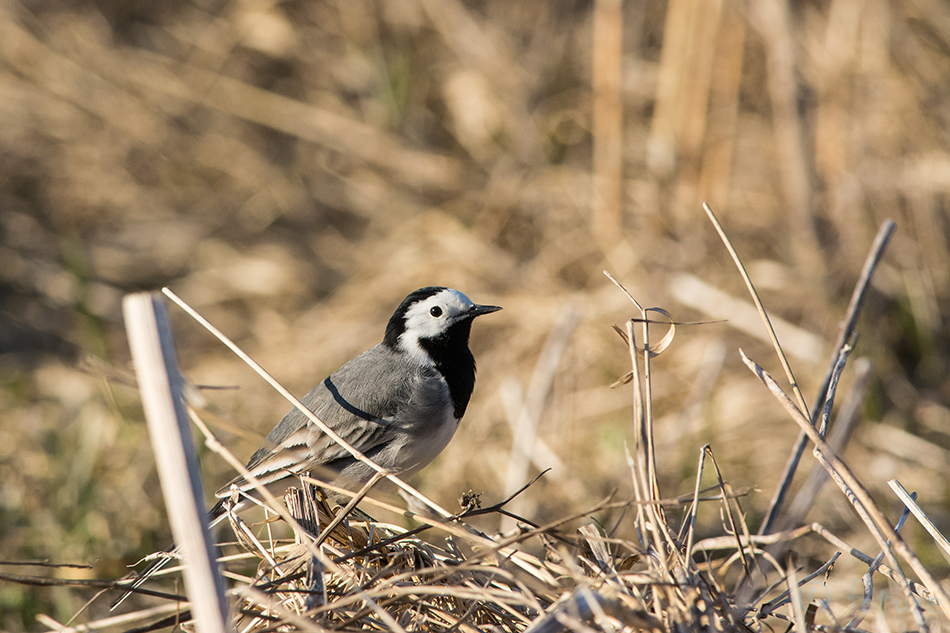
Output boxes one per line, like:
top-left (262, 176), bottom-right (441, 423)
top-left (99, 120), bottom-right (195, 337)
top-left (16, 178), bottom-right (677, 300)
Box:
top-left (703, 203), bottom-right (809, 416)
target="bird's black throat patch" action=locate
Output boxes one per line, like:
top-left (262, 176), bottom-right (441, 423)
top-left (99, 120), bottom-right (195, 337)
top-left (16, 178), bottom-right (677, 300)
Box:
top-left (418, 318), bottom-right (477, 419)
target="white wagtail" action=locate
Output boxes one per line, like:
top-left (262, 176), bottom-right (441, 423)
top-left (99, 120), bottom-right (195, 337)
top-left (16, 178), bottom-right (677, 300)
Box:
top-left (112, 286), bottom-right (500, 608)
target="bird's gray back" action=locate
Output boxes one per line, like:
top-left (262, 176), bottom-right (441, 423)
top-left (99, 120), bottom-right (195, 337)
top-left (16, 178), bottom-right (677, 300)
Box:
top-left (246, 343), bottom-right (427, 472)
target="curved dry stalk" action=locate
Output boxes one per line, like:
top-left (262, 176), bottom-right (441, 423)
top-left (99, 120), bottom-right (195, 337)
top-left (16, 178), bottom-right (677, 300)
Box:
top-left (606, 270), bottom-right (683, 573)
top-left (702, 203), bottom-right (808, 415)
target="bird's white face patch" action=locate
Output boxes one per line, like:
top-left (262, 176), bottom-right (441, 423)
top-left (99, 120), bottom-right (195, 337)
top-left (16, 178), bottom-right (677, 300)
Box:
top-left (398, 288), bottom-right (475, 364)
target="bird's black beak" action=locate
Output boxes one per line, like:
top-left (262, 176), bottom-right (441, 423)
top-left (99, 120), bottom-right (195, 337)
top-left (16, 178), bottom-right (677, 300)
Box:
top-left (470, 303), bottom-right (502, 318)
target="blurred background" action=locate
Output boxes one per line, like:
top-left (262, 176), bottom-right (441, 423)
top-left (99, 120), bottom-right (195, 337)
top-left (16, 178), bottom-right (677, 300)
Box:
top-left (2, 0), bottom-right (950, 628)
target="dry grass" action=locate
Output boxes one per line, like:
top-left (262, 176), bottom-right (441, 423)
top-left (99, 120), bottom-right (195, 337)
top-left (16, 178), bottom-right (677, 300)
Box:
top-left (2, 0), bottom-right (950, 630)
top-left (29, 267), bottom-right (946, 632)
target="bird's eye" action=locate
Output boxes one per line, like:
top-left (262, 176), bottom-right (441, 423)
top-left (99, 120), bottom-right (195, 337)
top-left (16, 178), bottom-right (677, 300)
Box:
top-left (429, 306), bottom-right (443, 317)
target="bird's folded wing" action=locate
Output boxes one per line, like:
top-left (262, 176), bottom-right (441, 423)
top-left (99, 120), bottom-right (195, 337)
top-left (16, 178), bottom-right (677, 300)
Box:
top-left (214, 413), bottom-right (396, 498)
top-left (216, 347), bottom-right (418, 498)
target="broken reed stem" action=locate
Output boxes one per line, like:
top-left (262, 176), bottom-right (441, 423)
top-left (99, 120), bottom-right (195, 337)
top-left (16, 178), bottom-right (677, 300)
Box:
top-left (740, 351), bottom-right (950, 625)
top-left (817, 345), bottom-right (851, 436)
top-left (812, 220), bottom-right (896, 414)
top-left (683, 445), bottom-right (708, 570)
top-left (759, 219), bottom-right (896, 536)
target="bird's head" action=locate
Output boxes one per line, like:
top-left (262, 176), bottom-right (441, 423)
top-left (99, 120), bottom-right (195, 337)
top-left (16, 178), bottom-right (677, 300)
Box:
top-left (383, 287), bottom-right (501, 365)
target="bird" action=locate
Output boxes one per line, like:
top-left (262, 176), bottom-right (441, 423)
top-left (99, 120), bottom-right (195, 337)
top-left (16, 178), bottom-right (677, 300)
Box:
top-left (112, 286), bottom-right (500, 608)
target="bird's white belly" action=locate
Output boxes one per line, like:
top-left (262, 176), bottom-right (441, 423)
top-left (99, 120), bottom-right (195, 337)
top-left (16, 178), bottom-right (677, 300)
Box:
top-left (392, 407), bottom-right (460, 478)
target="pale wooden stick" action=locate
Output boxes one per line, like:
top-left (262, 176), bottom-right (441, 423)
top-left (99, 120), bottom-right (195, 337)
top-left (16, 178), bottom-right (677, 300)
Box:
top-left (122, 293), bottom-right (231, 632)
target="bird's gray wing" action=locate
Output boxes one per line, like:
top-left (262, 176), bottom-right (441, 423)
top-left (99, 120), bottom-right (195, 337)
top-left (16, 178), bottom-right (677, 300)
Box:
top-left (216, 344), bottom-right (420, 497)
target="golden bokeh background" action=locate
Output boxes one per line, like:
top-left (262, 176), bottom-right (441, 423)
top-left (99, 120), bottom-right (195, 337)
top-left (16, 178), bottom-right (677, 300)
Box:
top-left (1, 0), bottom-right (949, 628)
